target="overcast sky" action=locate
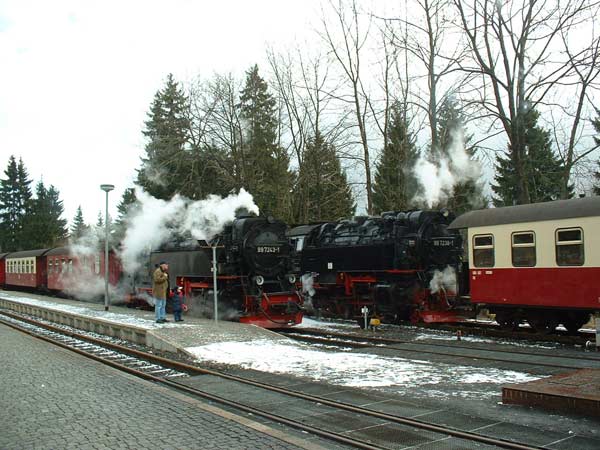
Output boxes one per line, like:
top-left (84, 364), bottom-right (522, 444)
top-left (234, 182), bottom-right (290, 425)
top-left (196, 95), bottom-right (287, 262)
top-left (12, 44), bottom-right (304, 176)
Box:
top-left (0, 0), bottom-right (318, 224)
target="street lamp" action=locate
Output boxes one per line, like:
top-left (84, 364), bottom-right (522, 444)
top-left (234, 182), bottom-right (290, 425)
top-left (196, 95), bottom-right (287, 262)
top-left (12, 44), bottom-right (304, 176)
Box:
top-left (100, 184), bottom-right (114, 311)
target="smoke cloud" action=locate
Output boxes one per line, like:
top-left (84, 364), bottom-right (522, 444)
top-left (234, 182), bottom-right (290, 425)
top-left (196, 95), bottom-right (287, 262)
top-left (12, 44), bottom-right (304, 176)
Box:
top-left (413, 128), bottom-right (481, 207)
top-left (119, 188), bottom-right (259, 274)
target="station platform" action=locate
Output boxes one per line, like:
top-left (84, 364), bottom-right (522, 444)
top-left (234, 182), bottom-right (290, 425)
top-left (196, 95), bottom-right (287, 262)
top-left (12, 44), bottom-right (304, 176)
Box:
top-left (0, 290), bottom-right (288, 356)
top-left (0, 321), bottom-right (323, 450)
top-left (503, 369), bottom-right (600, 417)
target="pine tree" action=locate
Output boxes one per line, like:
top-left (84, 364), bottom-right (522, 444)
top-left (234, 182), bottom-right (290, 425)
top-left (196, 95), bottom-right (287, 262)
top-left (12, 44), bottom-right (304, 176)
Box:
top-left (137, 73), bottom-right (191, 199)
top-left (0, 156), bottom-right (20, 251)
top-left (113, 188), bottom-right (137, 242)
top-left (239, 65), bottom-right (293, 221)
top-left (70, 206), bottom-right (88, 240)
top-left (0, 156), bottom-right (32, 251)
top-left (372, 104), bottom-right (420, 214)
top-left (23, 181), bottom-right (68, 248)
top-left (96, 211), bottom-right (104, 227)
top-left (493, 109), bottom-right (573, 206)
top-left (294, 132), bottom-right (355, 222)
top-left (592, 109), bottom-right (600, 196)
top-left (436, 98), bottom-right (486, 214)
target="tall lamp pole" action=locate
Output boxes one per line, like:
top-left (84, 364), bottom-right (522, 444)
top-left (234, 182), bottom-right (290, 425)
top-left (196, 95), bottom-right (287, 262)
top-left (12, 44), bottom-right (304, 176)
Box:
top-left (100, 184), bottom-right (114, 311)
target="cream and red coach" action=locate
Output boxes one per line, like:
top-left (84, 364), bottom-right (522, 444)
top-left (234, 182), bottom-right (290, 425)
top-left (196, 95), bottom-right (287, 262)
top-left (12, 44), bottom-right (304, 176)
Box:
top-left (449, 196), bottom-right (600, 332)
top-left (4, 249), bottom-right (51, 288)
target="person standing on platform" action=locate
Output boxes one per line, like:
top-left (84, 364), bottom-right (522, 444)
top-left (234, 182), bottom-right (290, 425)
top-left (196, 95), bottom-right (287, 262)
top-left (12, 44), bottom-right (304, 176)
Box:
top-left (172, 286), bottom-right (184, 322)
top-left (153, 261), bottom-right (169, 323)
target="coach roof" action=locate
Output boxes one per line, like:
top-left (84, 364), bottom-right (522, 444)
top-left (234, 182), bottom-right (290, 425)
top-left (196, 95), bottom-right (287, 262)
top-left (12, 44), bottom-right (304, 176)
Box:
top-left (449, 196), bottom-right (600, 229)
top-left (6, 248), bottom-right (52, 258)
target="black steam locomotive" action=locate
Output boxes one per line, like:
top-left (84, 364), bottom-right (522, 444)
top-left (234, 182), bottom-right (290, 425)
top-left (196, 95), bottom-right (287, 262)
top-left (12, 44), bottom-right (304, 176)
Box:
top-left (136, 215), bottom-right (303, 328)
top-left (289, 210), bottom-right (463, 324)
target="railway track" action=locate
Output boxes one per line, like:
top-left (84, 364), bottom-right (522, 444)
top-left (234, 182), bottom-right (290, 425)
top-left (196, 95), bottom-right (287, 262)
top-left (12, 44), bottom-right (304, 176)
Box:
top-left (279, 328), bottom-right (600, 372)
top-left (0, 309), bottom-right (544, 450)
top-left (420, 320), bottom-right (595, 345)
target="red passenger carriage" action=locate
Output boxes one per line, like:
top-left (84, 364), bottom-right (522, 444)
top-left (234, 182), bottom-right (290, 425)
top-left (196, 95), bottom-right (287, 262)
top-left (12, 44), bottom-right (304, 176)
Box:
top-left (46, 247), bottom-right (121, 293)
top-left (0, 253), bottom-right (9, 286)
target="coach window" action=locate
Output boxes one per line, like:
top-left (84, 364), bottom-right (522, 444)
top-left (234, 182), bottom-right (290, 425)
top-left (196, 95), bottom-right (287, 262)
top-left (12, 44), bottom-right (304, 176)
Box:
top-left (556, 228), bottom-right (584, 266)
top-left (473, 234), bottom-right (495, 267)
top-left (512, 232), bottom-right (536, 267)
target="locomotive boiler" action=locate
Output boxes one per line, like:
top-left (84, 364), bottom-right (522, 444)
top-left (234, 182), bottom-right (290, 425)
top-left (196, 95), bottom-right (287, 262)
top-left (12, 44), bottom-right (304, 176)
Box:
top-left (290, 210), bottom-right (464, 325)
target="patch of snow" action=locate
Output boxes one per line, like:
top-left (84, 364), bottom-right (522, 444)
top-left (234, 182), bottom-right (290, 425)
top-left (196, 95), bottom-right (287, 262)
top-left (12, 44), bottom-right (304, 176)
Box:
top-left (0, 293), bottom-right (191, 329)
top-left (186, 339), bottom-right (542, 397)
top-left (296, 317), bottom-right (358, 331)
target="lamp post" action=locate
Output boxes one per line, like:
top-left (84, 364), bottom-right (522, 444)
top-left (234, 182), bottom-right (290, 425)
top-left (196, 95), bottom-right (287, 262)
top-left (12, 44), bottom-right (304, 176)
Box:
top-left (100, 184), bottom-right (114, 311)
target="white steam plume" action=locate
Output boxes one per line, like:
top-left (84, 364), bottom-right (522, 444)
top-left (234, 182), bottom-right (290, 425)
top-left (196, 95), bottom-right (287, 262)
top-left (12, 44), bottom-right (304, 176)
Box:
top-left (413, 128), bottom-right (481, 207)
top-left (183, 188), bottom-right (259, 241)
top-left (119, 188), bottom-right (259, 274)
top-left (65, 227), bottom-right (124, 302)
top-left (119, 190), bottom-right (186, 274)
top-left (429, 266), bottom-right (457, 294)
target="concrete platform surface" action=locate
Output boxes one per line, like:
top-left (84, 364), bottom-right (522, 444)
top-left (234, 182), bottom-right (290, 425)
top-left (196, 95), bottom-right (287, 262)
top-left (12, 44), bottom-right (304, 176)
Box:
top-left (503, 369), bottom-right (600, 417)
top-left (0, 322), bottom-right (332, 450)
top-left (0, 290), bottom-right (287, 355)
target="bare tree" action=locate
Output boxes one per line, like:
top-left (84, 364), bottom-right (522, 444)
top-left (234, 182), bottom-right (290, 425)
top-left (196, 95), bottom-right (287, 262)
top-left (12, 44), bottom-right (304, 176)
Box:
top-left (552, 30), bottom-right (600, 197)
top-left (201, 74), bottom-right (245, 188)
top-left (384, 0), bottom-right (468, 153)
top-left (454, 0), bottom-right (599, 204)
top-left (320, 0), bottom-right (375, 214)
top-left (267, 47), bottom-right (350, 222)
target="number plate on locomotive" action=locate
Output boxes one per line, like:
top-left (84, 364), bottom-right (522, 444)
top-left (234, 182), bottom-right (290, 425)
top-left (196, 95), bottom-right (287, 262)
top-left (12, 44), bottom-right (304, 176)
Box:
top-left (257, 246), bottom-right (281, 253)
top-left (433, 240), bottom-right (453, 247)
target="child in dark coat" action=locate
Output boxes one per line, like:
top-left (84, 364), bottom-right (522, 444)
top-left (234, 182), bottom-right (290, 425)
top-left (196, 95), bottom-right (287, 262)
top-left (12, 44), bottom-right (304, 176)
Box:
top-left (172, 287), bottom-right (184, 322)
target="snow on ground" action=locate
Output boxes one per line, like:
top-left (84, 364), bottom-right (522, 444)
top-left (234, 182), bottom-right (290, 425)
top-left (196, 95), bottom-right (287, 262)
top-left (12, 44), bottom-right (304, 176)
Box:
top-left (0, 292), bottom-right (192, 329)
top-left (186, 338), bottom-right (542, 398)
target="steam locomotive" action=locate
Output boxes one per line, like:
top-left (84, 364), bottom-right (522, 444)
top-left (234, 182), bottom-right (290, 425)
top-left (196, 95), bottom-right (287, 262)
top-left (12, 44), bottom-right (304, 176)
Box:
top-left (134, 215), bottom-right (304, 328)
top-left (289, 210), bottom-right (464, 325)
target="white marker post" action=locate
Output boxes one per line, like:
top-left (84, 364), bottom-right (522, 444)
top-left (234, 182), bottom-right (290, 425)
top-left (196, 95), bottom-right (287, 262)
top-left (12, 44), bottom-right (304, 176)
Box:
top-left (361, 306), bottom-right (369, 330)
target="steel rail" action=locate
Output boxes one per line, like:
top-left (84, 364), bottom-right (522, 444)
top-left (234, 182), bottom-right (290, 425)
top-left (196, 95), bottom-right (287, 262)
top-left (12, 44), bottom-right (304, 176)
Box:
top-left (0, 310), bottom-right (543, 450)
top-left (281, 328), bottom-right (600, 367)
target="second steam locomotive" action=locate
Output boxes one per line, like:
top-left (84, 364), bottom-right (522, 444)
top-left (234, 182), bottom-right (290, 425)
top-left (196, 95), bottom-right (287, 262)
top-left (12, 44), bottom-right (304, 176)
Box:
top-left (289, 209), bottom-right (464, 325)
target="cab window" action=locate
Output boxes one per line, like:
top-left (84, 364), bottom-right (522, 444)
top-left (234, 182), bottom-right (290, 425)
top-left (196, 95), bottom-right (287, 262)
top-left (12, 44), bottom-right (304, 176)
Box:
top-left (473, 234), bottom-right (494, 267)
top-left (556, 228), bottom-right (584, 266)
